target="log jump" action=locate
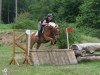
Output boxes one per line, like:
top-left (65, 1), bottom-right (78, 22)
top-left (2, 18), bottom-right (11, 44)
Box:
top-left (71, 43), bottom-right (100, 54)
top-left (77, 55), bottom-right (100, 62)
top-left (30, 49), bottom-right (77, 65)
top-left (71, 43), bottom-right (100, 62)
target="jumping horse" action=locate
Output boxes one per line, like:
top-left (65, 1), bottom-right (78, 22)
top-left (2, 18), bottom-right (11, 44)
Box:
top-left (30, 22), bottom-right (60, 49)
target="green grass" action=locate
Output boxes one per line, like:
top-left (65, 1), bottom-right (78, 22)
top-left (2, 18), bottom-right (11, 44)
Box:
top-left (0, 24), bottom-right (13, 29)
top-left (81, 35), bottom-right (100, 43)
top-left (0, 45), bottom-right (100, 75)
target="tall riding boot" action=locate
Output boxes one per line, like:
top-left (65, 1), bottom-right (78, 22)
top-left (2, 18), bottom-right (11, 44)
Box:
top-left (37, 30), bottom-right (42, 43)
top-left (37, 26), bottom-right (43, 43)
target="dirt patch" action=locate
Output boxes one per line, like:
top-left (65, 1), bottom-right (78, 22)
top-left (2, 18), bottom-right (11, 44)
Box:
top-left (0, 31), bottom-right (13, 45)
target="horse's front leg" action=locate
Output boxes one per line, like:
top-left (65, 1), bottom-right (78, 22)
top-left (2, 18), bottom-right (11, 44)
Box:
top-left (44, 34), bottom-right (53, 41)
top-left (30, 41), bottom-right (35, 49)
top-left (51, 39), bottom-right (56, 45)
top-left (36, 42), bottom-right (41, 49)
top-left (30, 35), bottom-right (36, 49)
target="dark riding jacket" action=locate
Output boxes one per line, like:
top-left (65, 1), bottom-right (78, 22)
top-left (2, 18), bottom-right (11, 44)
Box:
top-left (41, 18), bottom-right (53, 25)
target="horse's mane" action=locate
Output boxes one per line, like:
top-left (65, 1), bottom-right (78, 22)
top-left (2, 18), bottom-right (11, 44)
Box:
top-left (43, 22), bottom-right (59, 32)
top-left (48, 22), bottom-right (59, 28)
top-left (43, 24), bottom-right (59, 37)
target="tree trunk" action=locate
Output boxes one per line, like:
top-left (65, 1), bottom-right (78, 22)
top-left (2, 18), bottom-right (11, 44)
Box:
top-left (71, 43), bottom-right (100, 54)
top-left (15, 0), bottom-right (17, 21)
top-left (8, 0), bottom-right (9, 23)
top-left (0, 0), bottom-right (2, 23)
top-left (77, 56), bottom-right (100, 62)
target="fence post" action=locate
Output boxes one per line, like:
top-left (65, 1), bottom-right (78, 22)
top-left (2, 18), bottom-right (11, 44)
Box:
top-left (26, 30), bottom-right (31, 56)
top-left (2, 68), bottom-right (7, 75)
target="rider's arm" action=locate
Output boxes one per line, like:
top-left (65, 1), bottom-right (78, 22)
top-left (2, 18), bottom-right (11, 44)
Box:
top-left (42, 20), bottom-right (48, 26)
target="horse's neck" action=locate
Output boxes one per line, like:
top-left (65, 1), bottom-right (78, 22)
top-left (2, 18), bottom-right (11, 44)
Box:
top-left (43, 26), bottom-right (55, 37)
top-left (43, 26), bottom-right (53, 34)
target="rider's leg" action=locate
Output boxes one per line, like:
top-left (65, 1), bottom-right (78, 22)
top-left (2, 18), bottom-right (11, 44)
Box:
top-left (38, 21), bottom-right (42, 39)
top-left (38, 26), bottom-right (43, 39)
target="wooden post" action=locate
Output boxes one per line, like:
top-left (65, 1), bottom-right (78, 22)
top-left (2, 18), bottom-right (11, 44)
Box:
top-left (22, 30), bottom-right (31, 65)
top-left (2, 68), bottom-right (8, 75)
top-left (66, 27), bottom-right (72, 49)
top-left (10, 30), bottom-right (32, 65)
top-left (10, 30), bottom-right (19, 66)
top-left (66, 32), bottom-right (69, 49)
top-left (26, 30), bottom-right (31, 56)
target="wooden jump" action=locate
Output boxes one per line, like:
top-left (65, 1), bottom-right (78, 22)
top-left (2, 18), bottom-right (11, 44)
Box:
top-left (30, 49), bottom-right (77, 65)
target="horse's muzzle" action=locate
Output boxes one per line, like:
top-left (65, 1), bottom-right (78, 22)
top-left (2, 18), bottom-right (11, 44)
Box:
top-left (55, 35), bottom-right (60, 39)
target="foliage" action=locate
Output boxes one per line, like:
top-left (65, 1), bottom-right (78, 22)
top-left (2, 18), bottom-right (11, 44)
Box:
top-left (52, 0), bottom-right (83, 22)
top-left (1, 0), bottom-right (100, 29)
top-left (28, 0), bottom-right (55, 19)
top-left (1, 0), bottom-right (83, 23)
top-left (1, 0), bottom-right (29, 23)
top-left (13, 12), bottom-right (37, 29)
top-left (57, 23), bottom-right (81, 48)
top-left (77, 0), bottom-right (100, 28)
top-left (2, 0), bottom-right (15, 23)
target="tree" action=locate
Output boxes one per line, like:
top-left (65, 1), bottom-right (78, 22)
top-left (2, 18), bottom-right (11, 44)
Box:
top-left (52, 0), bottom-right (83, 22)
top-left (2, 0), bottom-right (15, 23)
top-left (77, 0), bottom-right (100, 29)
top-left (0, 0), bottom-right (2, 23)
top-left (29, 0), bottom-right (55, 19)
top-left (15, 0), bottom-right (18, 20)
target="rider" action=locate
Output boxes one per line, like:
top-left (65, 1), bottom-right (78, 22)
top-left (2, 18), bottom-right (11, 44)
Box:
top-left (37, 13), bottom-right (53, 41)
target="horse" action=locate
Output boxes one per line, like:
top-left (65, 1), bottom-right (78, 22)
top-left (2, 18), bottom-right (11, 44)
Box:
top-left (30, 22), bottom-right (60, 49)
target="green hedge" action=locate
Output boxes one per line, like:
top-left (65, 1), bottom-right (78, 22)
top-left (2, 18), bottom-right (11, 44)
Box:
top-left (56, 22), bottom-right (81, 49)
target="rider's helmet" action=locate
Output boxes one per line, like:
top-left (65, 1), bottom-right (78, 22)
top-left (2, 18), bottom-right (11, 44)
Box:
top-left (47, 13), bottom-right (53, 17)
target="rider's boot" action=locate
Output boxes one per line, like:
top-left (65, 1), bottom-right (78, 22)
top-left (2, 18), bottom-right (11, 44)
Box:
top-left (37, 31), bottom-right (41, 43)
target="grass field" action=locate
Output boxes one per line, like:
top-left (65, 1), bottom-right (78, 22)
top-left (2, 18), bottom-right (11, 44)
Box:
top-left (0, 45), bottom-right (100, 75)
